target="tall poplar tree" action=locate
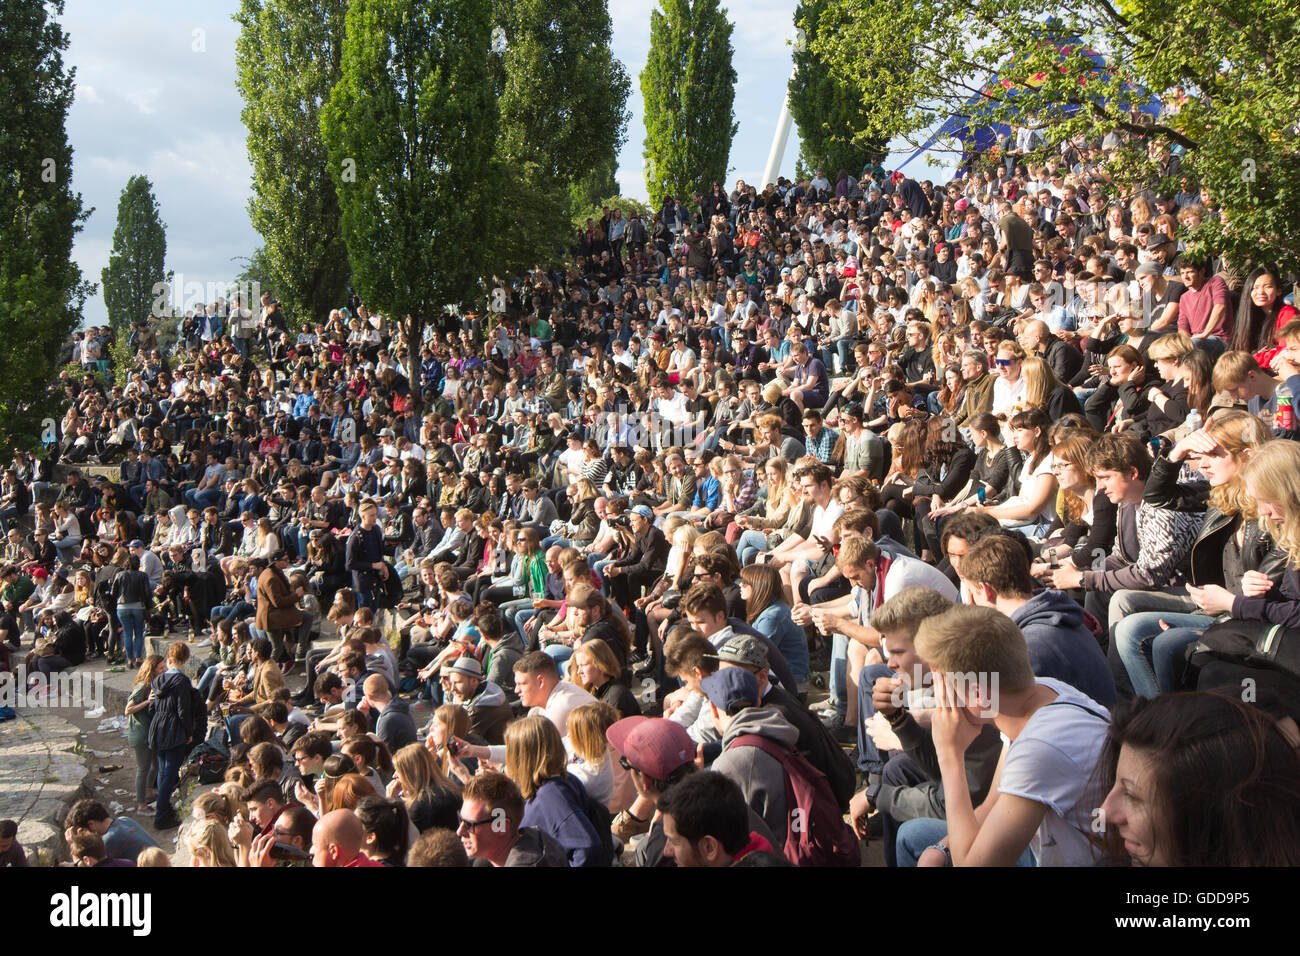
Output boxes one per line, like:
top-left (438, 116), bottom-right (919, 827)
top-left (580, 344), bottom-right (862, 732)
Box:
top-left (640, 0), bottom-right (738, 207)
top-left (234, 0), bottom-right (351, 326)
top-left (101, 175), bottom-right (170, 333)
top-left (320, 0), bottom-right (498, 395)
top-left (0, 0), bottom-right (92, 454)
top-left (788, 0), bottom-right (880, 178)
top-left (488, 0), bottom-right (630, 276)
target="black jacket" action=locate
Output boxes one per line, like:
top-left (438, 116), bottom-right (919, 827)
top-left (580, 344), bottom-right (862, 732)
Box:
top-left (1143, 453), bottom-right (1287, 588)
top-left (613, 525), bottom-right (670, 578)
top-left (147, 669), bottom-right (194, 752)
top-left (1041, 334), bottom-right (1084, 385)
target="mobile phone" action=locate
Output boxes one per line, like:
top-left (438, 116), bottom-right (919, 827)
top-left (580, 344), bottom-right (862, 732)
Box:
top-left (447, 738), bottom-right (461, 757)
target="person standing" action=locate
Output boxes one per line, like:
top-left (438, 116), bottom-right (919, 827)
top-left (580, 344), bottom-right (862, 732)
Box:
top-left (147, 642), bottom-right (195, 831)
top-left (124, 655), bottom-right (164, 815)
top-left (345, 500), bottom-right (389, 610)
top-left (257, 549), bottom-right (303, 667)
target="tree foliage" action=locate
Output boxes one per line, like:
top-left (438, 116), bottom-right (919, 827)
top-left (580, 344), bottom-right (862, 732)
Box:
top-left (812, 0), bottom-right (1300, 274)
top-left (0, 0), bottom-right (93, 455)
top-left (487, 0), bottom-right (631, 277)
top-left (234, 0), bottom-right (352, 328)
top-left (788, 0), bottom-right (883, 180)
top-left (641, 0), bottom-right (738, 207)
top-left (101, 175), bottom-right (170, 334)
top-left (320, 0), bottom-right (499, 391)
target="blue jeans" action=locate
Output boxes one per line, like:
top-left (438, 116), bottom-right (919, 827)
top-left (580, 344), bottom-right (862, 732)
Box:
top-left (592, 558), bottom-right (616, 594)
top-left (736, 529), bottom-right (769, 566)
top-left (1113, 610), bottom-right (1211, 697)
top-left (514, 607), bottom-right (539, 637)
top-left (896, 817), bottom-right (1036, 866)
top-left (542, 643), bottom-right (574, 672)
top-left (826, 632), bottom-right (848, 717)
top-left (210, 601), bottom-right (251, 623)
top-left (855, 663), bottom-right (895, 773)
top-left (117, 607), bottom-right (146, 660)
top-left (499, 599), bottom-right (534, 632)
top-left (155, 745), bottom-right (187, 825)
top-left (196, 664), bottom-right (222, 698)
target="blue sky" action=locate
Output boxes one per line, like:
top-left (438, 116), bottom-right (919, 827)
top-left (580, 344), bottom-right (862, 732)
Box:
top-left (61, 0), bottom-right (947, 326)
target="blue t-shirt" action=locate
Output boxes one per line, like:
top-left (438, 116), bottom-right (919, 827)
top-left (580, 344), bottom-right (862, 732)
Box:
top-left (103, 816), bottom-right (159, 861)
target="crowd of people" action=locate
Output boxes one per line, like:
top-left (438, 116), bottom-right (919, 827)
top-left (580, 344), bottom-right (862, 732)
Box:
top-left (4, 131), bottom-right (1300, 870)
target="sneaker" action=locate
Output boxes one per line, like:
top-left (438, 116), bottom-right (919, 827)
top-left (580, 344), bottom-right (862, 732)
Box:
top-left (154, 812), bottom-right (182, 831)
top-left (611, 809), bottom-right (650, 842)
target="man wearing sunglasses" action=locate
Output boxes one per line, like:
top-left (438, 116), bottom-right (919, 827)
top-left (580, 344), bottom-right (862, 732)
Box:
top-left (457, 771), bottom-right (567, 867)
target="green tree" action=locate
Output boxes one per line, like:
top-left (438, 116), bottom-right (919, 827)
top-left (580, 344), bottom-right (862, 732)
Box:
top-left (487, 0), bottom-right (631, 277)
top-left (641, 0), bottom-right (738, 208)
top-left (320, 0), bottom-right (498, 395)
top-left (569, 153), bottom-right (620, 215)
top-left (788, 0), bottom-right (882, 179)
top-left (101, 175), bottom-right (170, 334)
top-left (0, 0), bottom-right (93, 455)
top-left (812, 0), bottom-right (1300, 275)
top-left (234, 0), bottom-right (351, 328)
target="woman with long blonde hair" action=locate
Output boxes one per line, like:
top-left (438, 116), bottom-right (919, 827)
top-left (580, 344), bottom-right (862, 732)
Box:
top-left (1021, 355), bottom-right (1084, 420)
top-left (388, 742), bottom-right (460, 833)
top-left (187, 818), bottom-right (238, 868)
top-left (733, 456), bottom-right (795, 564)
top-left (504, 715), bottom-right (606, 867)
top-left (1112, 410), bottom-right (1277, 697)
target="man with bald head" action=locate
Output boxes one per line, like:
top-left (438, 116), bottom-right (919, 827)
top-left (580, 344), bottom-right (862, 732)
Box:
top-left (1019, 317), bottom-right (1083, 384)
top-left (311, 810), bottom-right (382, 867)
top-left (360, 673), bottom-right (416, 752)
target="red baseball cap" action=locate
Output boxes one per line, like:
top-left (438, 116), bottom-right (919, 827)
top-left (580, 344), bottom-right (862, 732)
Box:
top-left (606, 717), bottom-right (695, 783)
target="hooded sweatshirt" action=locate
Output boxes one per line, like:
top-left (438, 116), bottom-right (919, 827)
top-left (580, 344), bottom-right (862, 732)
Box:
top-left (374, 695), bottom-right (417, 752)
top-left (167, 505), bottom-right (197, 549)
top-left (1010, 589), bottom-right (1116, 708)
top-left (710, 705), bottom-right (801, 852)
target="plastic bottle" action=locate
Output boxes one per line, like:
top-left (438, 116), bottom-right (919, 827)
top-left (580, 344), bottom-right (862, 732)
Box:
top-left (1184, 408), bottom-right (1202, 433)
top-left (1276, 381), bottom-right (1294, 431)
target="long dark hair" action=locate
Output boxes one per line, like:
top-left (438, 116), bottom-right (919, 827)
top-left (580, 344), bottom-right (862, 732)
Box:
top-left (1230, 265), bottom-right (1288, 354)
top-left (1176, 347), bottom-right (1214, 417)
top-left (1093, 692), bottom-right (1300, 866)
top-left (1008, 406), bottom-right (1052, 470)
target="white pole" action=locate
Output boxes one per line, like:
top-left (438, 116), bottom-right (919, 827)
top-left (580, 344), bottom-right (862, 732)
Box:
top-left (761, 29), bottom-right (805, 188)
top-left (762, 81), bottom-right (796, 188)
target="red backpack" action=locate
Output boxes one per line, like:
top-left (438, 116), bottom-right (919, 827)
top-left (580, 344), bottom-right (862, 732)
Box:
top-left (727, 734), bottom-right (860, 867)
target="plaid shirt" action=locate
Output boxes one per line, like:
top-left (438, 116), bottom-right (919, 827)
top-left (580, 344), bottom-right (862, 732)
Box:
top-left (729, 471), bottom-right (758, 513)
top-left (806, 426), bottom-right (839, 464)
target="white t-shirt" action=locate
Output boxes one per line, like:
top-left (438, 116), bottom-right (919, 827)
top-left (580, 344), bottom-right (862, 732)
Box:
top-left (810, 499), bottom-right (845, 540)
top-left (1000, 453), bottom-right (1057, 528)
top-left (848, 554), bottom-right (960, 636)
top-left (997, 677), bottom-right (1109, 867)
top-left (991, 375), bottom-right (1028, 420)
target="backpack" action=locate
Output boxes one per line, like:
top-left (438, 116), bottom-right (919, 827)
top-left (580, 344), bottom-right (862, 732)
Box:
top-left (188, 683), bottom-right (209, 745)
top-left (187, 739), bottom-right (230, 784)
top-left (727, 733), bottom-right (860, 867)
top-left (1181, 619), bottom-right (1300, 688)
